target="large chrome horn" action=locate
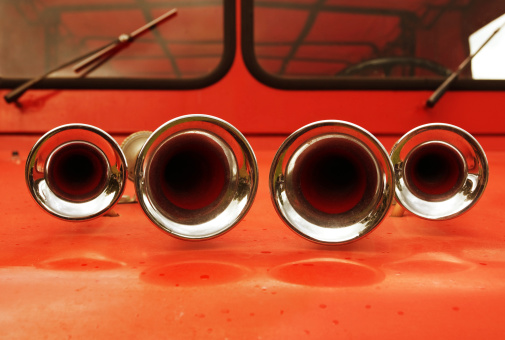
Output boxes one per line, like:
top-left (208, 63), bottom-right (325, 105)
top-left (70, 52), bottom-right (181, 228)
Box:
top-left (270, 121), bottom-right (394, 245)
top-left (122, 115), bottom-right (258, 240)
top-left (26, 124), bottom-right (128, 220)
top-left (390, 123), bottom-right (488, 219)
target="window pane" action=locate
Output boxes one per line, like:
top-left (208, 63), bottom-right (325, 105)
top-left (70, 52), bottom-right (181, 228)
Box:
top-left (0, 0), bottom-right (226, 81)
top-left (248, 0), bottom-right (505, 81)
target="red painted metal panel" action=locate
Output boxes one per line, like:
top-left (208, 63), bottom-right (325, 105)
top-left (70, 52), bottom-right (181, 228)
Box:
top-left (1, 1), bottom-right (505, 136)
top-left (1, 135), bottom-right (505, 338)
top-left (1, 84), bottom-right (504, 135)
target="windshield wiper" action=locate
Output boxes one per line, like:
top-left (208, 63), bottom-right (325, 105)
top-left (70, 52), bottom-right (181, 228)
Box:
top-left (4, 8), bottom-right (177, 104)
top-left (426, 20), bottom-right (505, 108)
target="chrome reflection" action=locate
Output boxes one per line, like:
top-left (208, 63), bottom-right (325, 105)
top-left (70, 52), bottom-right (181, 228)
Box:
top-left (126, 115), bottom-right (258, 240)
top-left (270, 120), bottom-right (394, 245)
top-left (390, 123), bottom-right (488, 220)
top-left (26, 124), bottom-right (127, 220)
top-left (121, 130), bottom-right (152, 181)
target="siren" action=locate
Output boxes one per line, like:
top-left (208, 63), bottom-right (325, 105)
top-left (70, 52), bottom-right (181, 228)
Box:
top-left (122, 115), bottom-right (258, 240)
top-left (26, 124), bottom-right (128, 220)
top-left (390, 123), bottom-right (488, 219)
top-left (269, 120), bottom-right (394, 245)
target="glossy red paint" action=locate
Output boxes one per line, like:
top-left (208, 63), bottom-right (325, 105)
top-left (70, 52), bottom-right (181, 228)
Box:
top-left (1, 135), bottom-right (505, 339)
top-left (1, 1), bottom-right (504, 136)
top-left (1, 1), bottom-right (505, 338)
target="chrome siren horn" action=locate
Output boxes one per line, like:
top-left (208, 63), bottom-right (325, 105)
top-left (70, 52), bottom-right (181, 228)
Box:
top-left (26, 124), bottom-right (128, 220)
top-left (390, 123), bottom-right (488, 220)
top-left (122, 115), bottom-right (258, 240)
top-left (270, 121), bottom-right (394, 245)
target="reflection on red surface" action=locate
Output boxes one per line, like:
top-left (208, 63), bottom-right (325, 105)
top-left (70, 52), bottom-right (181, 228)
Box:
top-left (269, 259), bottom-right (385, 287)
top-left (140, 261), bottom-right (249, 287)
top-left (1, 137), bottom-right (505, 339)
top-left (385, 253), bottom-right (474, 274)
top-left (36, 253), bottom-right (125, 271)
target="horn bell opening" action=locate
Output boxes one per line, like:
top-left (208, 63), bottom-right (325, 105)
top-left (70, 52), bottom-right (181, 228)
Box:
top-left (135, 115), bottom-right (258, 240)
top-left (25, 124), bottom-right (128, 220)
top-left (390, 123), bottom-right (489, 220)
top-left (270, 121), bottom-right (394, 245)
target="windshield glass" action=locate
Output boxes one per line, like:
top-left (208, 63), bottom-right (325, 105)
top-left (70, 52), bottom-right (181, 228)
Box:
top-left (0, 0), bottom-right (227, 81)
top-left (249, 0), bottom-right (505, 80)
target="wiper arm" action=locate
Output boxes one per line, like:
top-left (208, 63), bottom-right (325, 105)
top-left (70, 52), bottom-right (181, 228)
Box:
top-left (4, 8), bottom-right (177, 104)
top-left (426, 20), bottom-right (505, 108)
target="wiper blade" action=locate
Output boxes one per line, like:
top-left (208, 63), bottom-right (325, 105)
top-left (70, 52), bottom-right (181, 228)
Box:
top-left (426, 20), bottom-right (505, 108)
top-left (4, 8), bottom-right (177, 104)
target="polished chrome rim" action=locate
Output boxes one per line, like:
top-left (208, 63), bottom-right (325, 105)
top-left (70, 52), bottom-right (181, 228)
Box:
top-left (135, 115), bottom-right (258, 240)
top-left (270, 120), bottom-right (394, 245)
top-left (25, 124), bottom-right (127, 220)
top-left (390, 123), bottom-right (488, 220)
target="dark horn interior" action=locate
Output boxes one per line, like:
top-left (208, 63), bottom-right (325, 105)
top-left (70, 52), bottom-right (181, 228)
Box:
top-left (290, 137), bottom-right (379, 216)
top-left (146, 132), bottom-right (232, 218)
top-left (46, 142), bottom-right (109, 202)
top-left (405, 143), bottom-right (466, 199)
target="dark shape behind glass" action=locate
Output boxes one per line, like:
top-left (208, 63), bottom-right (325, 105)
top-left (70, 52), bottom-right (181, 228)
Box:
top-left (249, 0), bottom-right (505, 81)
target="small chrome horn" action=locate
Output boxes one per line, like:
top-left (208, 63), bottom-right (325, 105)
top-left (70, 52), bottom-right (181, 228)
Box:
top-left (270, 121), bottom-right (394, 245)
top-left (122, 115), bottom-right (258, 240)
top-left (390, 123), bottom-right (488, 220)
top-left (26, 124), bottom-right (128, 220)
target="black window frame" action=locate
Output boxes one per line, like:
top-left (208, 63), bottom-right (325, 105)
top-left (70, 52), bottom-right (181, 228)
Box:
top-left (241, 0), bottom-right (505, 91)
top-left (0, 0), bottom-right (236, 90)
